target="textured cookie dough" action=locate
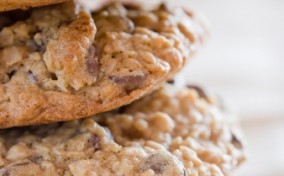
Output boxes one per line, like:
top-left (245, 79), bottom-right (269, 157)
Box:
top-left (0, 2), bottom-right (205, 128)
top-left (0, 85), bottom-right (245, 176)
top-left (0, 0), bottom-right (66, 12)
top-left (92, 3), bottom-right (206, 77)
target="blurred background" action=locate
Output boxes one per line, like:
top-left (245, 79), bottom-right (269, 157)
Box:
top-left (178, 0), bottom-right (284, 175)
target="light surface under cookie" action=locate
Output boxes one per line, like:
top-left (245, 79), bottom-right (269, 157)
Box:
top-left (0, 85), bottom-right (245, 176)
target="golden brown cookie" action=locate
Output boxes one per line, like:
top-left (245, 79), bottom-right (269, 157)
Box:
top-left (0, 85), bottom-right (245, 175)
top-left (0, 0), bottom-right (66, 12)
top-left (0, 2), bottom-right (205, 128)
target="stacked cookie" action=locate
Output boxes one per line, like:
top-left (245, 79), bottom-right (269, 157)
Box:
top-left (0, 0), bottom-right (245, 176)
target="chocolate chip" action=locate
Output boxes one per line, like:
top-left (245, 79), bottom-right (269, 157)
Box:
top-left (145, 160), bottom-right (164, 173)
top-left (30, 156), bottom-right (43, 164)
top-left (150, 164), bottom-right (163, 174)
top-left (140, 153), bottom-right (186, 175)
top-left (124, 3), bottom-right (141, 10)
top-left (140, 153), bottom-right (168, 174)
top-left (231, 132), bottom-right (243, 149)
top-left (159, 3), bottom-right (169, 11)
top-left (187, 85), bottom-right (208, 100)
top-left (27, 70), bottom-right (37, 83)
top-left (27, 40), bottom-right (39, 51)
top-left (167, 80), bottom-right (175, 84)
top-left (7, 70), bottom-right (16, 80)
top-left (109, 73), bottom-right (147, 92)
top-left (87, 45), bottom-right (100, 76)
top-left (87, 135), bottom-right (100, 149)
top-left (183, 168), bottom-right (188, 176)
top-left (27, 40), bottom-right (46, 52)
top-left (159, 3), bottom-right (174, 14)
top-left (50, 73), bottom-right (58, 80)
top-left (188, 85), bottom-right (227, 110)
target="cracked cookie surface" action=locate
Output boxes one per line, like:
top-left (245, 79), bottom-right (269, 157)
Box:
top-left (0, 85), bottom-right (245, 176)
top-left (0, 2), bottom-right (205, 128)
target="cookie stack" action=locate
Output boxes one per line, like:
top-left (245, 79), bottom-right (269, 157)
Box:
top-left (0, 0), bottom-right (245, 175)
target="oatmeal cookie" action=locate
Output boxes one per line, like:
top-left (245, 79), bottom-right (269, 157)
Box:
top-left (99, 84), bottom-right (246, 176)
top-left (0, 0), bottom-right (66, 12)
top-left (0, 85), bottom-right (245, 176)
top-left (0, 2), bottom-right (205, 128)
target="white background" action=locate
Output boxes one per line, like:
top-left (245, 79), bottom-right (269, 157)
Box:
top-left (178, 0), bottom-right (284, 175)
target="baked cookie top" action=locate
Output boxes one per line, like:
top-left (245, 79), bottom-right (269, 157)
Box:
top-left (0, 2), bottom-right (205, 128)
top-left (0, 85), bottom-right (246, 175)
top-left (0, 0), bottom-right (66, 12)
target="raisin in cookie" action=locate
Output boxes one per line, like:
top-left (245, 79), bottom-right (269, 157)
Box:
top-left (0, 2), bottom-right (205, 128)
top-left (0, 0), bottom-right (66, 12)
top-left (0, 85), bottom-right (245, 176)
